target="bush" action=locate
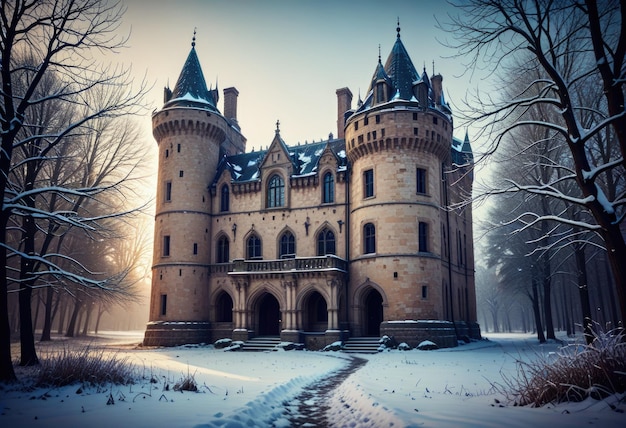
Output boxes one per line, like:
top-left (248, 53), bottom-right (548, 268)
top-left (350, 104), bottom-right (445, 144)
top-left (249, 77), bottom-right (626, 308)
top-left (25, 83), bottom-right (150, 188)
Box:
top-left (214, 338), bottom-right (233, 349)
top-left (36, 345), bottom-right (135, 387)
top-left (503, 328), bottom-right (626, 407)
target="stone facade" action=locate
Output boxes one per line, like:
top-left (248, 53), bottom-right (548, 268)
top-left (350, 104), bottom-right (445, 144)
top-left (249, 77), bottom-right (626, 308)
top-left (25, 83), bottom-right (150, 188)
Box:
top-left (143, 28), bottom-right (480, 349)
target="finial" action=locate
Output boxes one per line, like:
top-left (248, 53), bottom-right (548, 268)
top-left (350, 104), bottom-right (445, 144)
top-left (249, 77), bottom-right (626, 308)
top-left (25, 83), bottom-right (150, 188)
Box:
top-left (396, 17), bottom-right (401, 38)
top-left (192, 27), bottom-right (197, 48)
top-left (378, 44), bottom-right (381, 63)
top-left (276, 119), bottom-right (280, 133)
top-left (432, 60), bottom-right (435, 76)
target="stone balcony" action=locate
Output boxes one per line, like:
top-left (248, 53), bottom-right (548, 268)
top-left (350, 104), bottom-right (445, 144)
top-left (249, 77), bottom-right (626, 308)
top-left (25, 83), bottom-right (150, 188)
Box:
top-left (226, 255), bottom-right (347, 276)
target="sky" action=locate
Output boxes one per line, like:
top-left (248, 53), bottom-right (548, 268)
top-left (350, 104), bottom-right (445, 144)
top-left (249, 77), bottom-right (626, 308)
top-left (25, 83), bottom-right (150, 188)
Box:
top-left (2, 332), bottom-right (624, 427)
top-left (113, 0), bottom-right (482, 152)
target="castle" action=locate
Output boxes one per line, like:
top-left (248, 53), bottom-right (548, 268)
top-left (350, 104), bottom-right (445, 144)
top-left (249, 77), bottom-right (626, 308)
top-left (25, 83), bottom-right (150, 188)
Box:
top-left (143, 25), bottom-right (480, 349)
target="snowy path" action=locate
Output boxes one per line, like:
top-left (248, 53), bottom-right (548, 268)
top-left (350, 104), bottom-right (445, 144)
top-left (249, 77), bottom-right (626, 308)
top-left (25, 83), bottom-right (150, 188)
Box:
top-left (284, 356), bottom-right (368, 426)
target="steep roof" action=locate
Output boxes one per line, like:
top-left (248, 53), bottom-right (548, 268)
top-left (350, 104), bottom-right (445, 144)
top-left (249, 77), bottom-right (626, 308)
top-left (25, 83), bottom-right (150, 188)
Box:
top-left (383, 29), bottom-right (419, 101)
top-left (163, 43), bottom-right (219, 112)
top-left (213, 139), bottom-right (347, 185)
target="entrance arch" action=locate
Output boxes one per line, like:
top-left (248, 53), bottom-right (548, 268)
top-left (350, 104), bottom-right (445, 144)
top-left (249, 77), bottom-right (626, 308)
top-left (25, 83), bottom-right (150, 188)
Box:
top-left (364, 288), bottom-right (383, 336)
top-left (304, 291), bottom-right (328, 332)
top-left (257, 293), bottom-right (280, 336)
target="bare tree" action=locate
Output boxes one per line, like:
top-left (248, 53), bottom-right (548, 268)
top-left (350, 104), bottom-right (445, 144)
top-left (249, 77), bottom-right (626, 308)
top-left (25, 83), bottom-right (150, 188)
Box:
top-left (442, 0), bottom-right (626, 326)
top-left (0, 0), bottom-right (147, 381)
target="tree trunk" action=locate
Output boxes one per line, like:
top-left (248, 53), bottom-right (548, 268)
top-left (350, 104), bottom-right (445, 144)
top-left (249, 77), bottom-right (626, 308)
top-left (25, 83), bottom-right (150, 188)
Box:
top-left (531, 279), bottom-right (546, 343)
top-left (32, 292), bottom-right (41, 334)
top-left (94, 304), bottom-right (105, 335)
top-left (574, 242), bottom-right (594, 344)
top-left (562, 285), bottom-right (572, 336)
top-left (18, 213), bottom-right (39, 367)
top-left (604, 256), bottom-right (619, 329)
top-left (40, 286), bottom-right (55, 341)
top-left (81, 305), bottom-right (92, 336)
top-left (0, 212), bottom-right (17, 381)
top-left (542, 274), bottom-right (555, 340)
top-left (57, 301), bottom-right (67, 335)
top-left (65, 300), bottom-right (82, 338)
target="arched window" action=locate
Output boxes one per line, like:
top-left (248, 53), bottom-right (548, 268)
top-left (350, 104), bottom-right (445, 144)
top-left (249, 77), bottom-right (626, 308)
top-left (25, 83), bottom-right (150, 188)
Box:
top-left (267, 174), bottom-right (284, 208)
top-left (247, 234), bottom-right (262, 259)
top-left (279, 231), bottom-right (295, 258)
top-left (220, 184), bottom-right (229, 212)
top-left (317, 228), bottom-right (336, 255)
top-left (364, 223), bottom-right (376, 254)
top-left (322, 172), bottom-right (334, 203)
top-left (216, 236), bottom-right (229, 263)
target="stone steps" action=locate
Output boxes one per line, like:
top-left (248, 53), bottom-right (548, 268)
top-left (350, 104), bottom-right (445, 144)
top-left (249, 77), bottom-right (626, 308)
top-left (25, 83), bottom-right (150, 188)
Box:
top-left (241, 336), bottom-right (281, 352)
top-left (342, 337), bottom-right (381, 354)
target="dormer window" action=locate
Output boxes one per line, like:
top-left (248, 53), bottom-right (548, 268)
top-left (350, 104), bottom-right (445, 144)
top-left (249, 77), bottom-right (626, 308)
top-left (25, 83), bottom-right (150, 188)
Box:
top-left (376, 82), bottom-right (386, 103)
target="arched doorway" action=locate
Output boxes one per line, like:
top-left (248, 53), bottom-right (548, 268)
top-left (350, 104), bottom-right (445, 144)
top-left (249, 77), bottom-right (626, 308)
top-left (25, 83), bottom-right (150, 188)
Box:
top-left (257, 293), bottom-right (280, 336)
top-left (364, 289), bottom-right (383, 337)
top-left (304, 291), bottom-right (328, 332)
top-left (215, 292), bottom-right (233, 322)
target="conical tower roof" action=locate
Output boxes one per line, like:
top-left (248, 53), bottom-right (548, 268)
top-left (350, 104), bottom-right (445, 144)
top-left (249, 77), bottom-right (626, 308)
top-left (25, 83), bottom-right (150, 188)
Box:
top-left (383, 24), bottom-right (419, 101)
top-left (163, 36), bottom-right (219, 112)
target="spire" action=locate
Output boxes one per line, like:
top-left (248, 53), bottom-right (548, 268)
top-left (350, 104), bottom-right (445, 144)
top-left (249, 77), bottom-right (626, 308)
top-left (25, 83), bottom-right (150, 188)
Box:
top-left (163, 30), bottom-right (219, 112)
top-left (275, 119), bottom-right (280, 134)
top-left (384, 22), bottom-right (419, 101)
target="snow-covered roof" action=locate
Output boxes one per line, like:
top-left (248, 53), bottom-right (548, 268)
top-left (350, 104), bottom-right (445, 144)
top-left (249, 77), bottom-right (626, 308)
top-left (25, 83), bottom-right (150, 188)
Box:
top-left (213, 139), bottom-right (347, 185)
top-left (163, 45), bottom-right (219, 112)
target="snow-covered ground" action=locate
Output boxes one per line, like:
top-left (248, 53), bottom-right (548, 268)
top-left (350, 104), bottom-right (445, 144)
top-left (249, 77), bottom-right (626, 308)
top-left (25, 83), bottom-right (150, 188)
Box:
top-left (1, 332), bottom-right (624, 427)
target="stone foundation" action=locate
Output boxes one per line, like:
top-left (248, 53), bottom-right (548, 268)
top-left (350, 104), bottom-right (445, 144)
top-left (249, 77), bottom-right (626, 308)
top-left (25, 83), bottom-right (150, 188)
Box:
top-left (143, 321), bottom-right (212, 347)
top-left (380, 320), bottom-right (458, 348)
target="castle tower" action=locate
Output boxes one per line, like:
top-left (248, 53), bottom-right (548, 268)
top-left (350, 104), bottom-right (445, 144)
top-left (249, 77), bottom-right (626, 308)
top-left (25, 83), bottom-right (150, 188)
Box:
top-left (344, 25), bottom-right (460, 344)
top-left (143, 36), bottom-right (246, 346)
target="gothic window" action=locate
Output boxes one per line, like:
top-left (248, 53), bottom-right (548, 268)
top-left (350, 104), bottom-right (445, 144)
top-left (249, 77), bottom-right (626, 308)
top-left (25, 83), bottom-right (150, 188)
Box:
top-left (317, 228), bottom-right (336, 256)
top-left (364, 169), bottom-right (374, 198)
top-left (418, 221), bottom-right (429, 252)
top-left (216, 236), bottom-right (229, 263)
top-left (279, 231), bottom-right (295, 258)
top-left (220, 184), bottom-right (229, 212)
top-left (364, 223), bottom-right (376, 254)
top-left (247, 234), bottom-right (262, 259)
top-left (267, 174), bottom-right (285, 208)
top-left (323, 172), bottom-right (334, 203)
top-left (416, 168), bottom-right (427, 194)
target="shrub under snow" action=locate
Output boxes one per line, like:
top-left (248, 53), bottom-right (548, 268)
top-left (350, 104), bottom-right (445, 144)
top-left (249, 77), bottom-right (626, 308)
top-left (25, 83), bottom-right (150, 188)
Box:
top-left (35, 345), bottom-right (134, 387)
top-left (502, 328), bottom-right (626, 407)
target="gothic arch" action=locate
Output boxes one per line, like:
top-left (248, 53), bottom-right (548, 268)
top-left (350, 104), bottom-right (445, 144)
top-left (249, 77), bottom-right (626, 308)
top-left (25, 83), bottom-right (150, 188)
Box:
top-left (352, 279), bottom-right (387, 337)
top-left (246, 282), bottom-right (285, 311)
top-left (352, 279), bottom-right (388, 307)
top-left (295, 283), bottom-right (330, 310)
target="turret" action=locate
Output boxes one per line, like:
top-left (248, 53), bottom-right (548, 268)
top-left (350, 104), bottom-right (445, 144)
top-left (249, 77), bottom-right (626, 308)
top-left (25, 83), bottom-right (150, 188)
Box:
top-left (144, 34), bottom-right (245, 346)
top-left (345, 23), bottom-right (454, 337)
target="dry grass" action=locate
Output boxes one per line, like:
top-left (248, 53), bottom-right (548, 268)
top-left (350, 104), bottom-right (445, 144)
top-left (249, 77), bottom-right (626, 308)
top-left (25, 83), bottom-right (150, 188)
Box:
top-left (501, 328), bottom-right (626, 407)
top-left (35, 344), bottom-right (135, 387)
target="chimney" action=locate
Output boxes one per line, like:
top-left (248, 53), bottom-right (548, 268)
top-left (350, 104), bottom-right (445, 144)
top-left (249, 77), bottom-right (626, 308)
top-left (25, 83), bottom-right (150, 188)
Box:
top-left (223, 87), bottom-right (239, 127)
top-left (336, 87), bottom-right (353, 139)
top-left (430, 74), bottom-right (443, 106)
